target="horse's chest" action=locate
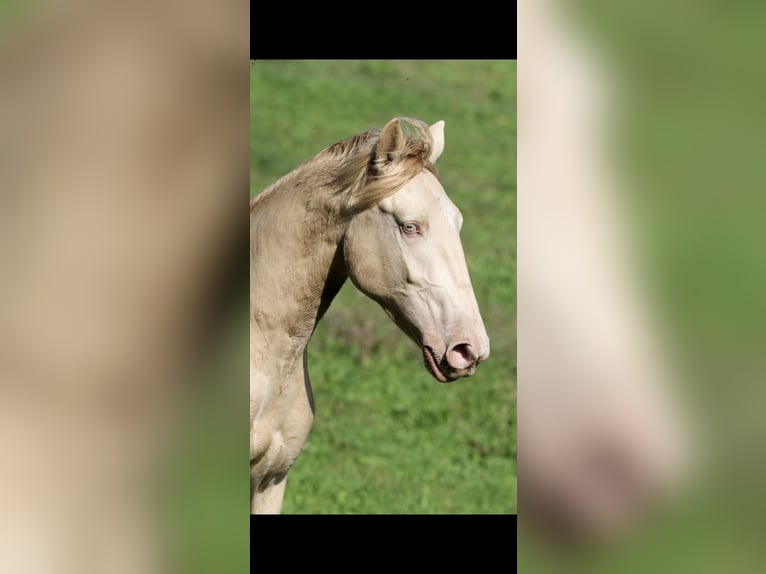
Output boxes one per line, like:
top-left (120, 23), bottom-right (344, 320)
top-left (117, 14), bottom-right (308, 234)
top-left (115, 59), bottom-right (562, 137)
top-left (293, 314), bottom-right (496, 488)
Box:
top-left (251, 377), bottom-right (314, 490)
top-left (252, 422), bottom-right (311, 489)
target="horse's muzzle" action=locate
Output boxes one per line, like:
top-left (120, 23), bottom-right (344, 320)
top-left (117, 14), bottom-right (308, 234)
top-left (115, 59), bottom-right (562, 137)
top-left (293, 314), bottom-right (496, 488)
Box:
top-left (423, 344), bottom-right (486, 382)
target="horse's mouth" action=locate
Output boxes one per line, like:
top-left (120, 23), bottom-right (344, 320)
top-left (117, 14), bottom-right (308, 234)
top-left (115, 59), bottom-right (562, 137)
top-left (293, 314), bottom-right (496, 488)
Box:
top-left (422, 346), bottom-right (457, 383)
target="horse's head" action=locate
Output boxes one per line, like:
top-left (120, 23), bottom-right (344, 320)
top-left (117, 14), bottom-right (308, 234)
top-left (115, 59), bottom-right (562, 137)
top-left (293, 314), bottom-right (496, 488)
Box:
top-left (343, 118), bottom-right (490, 382)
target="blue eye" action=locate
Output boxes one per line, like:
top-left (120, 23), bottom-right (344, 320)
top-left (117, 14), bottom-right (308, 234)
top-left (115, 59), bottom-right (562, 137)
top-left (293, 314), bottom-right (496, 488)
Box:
top-left (401, 221), bottom-right (420, 235)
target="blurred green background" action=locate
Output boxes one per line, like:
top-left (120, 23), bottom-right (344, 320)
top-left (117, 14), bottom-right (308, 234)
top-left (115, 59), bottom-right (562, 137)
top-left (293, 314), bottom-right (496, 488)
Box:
top-left (250, 60), bottom-right (517, 513)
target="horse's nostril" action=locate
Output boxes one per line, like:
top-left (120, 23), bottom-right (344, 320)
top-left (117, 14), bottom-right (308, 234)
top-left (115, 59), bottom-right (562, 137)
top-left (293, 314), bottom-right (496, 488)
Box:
top-left (446, 343), bottom-right (477, 370)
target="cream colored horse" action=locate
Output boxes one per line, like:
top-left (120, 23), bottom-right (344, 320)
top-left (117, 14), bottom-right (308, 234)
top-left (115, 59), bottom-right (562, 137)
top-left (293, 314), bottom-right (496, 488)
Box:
top-left (250, 117), bottom-right (490, 513)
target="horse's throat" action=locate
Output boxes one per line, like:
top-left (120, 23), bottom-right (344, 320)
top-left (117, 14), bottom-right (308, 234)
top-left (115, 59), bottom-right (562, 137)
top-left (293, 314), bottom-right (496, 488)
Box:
top-left (315, 241), bottom-right (348, 328)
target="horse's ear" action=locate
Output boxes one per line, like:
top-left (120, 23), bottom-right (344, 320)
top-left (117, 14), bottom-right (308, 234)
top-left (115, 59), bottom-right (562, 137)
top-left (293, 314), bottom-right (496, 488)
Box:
top-left (428, 120), bottom-right (445, 163)
top-left (376, 118), bottom-right (403, 165)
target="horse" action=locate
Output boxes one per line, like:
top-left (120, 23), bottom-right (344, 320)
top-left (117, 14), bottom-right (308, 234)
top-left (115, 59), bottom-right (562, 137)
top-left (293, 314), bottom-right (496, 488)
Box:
top-left (518, 0), bottom-right (688, 539)
top-left (250, 117), bottom-right (490, 514)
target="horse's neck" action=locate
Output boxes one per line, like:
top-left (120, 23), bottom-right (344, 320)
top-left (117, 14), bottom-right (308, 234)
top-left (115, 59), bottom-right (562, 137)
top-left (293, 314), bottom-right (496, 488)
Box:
top-left (251, 188), bottom-right (348, 358)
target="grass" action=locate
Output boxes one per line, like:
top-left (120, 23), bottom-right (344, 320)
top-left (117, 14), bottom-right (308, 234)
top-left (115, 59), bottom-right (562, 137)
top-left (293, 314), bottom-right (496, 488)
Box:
top-left (251, 60), bottom-right (516, 514)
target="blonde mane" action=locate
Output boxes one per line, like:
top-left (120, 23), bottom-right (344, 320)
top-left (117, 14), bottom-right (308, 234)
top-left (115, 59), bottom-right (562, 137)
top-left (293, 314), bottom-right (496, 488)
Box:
top-left (250, 117), bottom-right (439, 216)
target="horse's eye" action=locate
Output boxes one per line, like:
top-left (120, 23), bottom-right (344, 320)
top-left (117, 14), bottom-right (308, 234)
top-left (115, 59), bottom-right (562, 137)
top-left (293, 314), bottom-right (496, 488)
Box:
top-left (400, 221), bottom-right (420, 235)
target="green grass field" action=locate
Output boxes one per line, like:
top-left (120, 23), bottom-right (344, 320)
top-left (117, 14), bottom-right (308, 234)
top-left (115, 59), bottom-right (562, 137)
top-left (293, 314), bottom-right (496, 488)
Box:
top-left (251, 60), bottom-right (516, 513)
